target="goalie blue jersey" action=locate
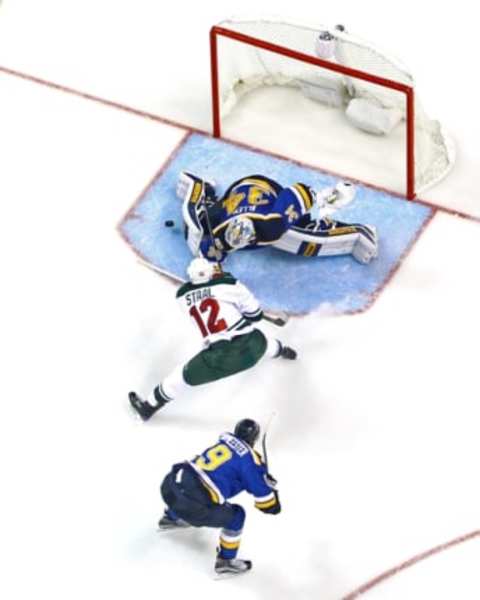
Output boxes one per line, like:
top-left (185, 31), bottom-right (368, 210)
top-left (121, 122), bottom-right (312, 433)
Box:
top-left (188, 432), bottom-right (279, 512)
top-left (206, 174), bottom-right (315, 253)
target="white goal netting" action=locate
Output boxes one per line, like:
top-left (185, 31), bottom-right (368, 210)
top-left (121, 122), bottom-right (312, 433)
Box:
top-left (213, 19), bottom-right (455, 196)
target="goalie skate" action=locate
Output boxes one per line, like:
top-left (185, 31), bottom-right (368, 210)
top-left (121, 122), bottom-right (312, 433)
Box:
top-left (214, 557), bottom-right (252, 579)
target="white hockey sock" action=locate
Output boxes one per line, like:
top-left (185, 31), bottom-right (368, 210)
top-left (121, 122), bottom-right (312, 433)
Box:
top-left (264, 336), bottom-right (282, 359)
top-left (146, 384), bottom-right (172, 407)
top-left (159, 364), bottom-right (193, 400)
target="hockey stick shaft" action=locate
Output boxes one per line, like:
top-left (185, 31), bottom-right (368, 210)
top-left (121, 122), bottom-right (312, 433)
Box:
top-left (138, 258), bottom-right (290, 325)
top-left (136, 257), bottom-right (184, 282)
top-left (199, 196), bottom-right (288, 325)
top-left (198, 192), bottom-right (221, 262)
top-left (263, 313), bottom-right (289, 327)
top-left (262, 411), bottom-right (277, 473)
top-left (200, 190), bottom-right (289, 326)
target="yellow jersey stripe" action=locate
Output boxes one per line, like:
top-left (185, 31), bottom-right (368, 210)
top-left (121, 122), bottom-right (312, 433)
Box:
top-left (240, 178), bottom-right (278, 196)
top-left (187, 461), bottom-right (224, 504)
top-left (293, 184), bottom-right (313, 211)
top-left (249, 448), bottom-right (262, 466)
top-left (255, 497), bottom-right (277, 509)
top-left (199, 479), bottom-right (220, 504)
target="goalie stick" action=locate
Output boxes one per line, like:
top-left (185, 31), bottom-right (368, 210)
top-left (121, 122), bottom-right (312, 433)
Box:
top-left (136, 258), bottom-right (290, 326)
top-left (137, 257), bottom-right (183, 283)
top-left (198, 195), bottom-right (290, 326)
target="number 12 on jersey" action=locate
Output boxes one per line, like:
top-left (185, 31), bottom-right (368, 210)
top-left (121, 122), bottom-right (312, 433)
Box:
top-left (189, 298), bottom-right (227, 337)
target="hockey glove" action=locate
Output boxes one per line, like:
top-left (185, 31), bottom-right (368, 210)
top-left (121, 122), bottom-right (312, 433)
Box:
top-left (315, 181), bottom-right (356, 216)
top-left (264, 472), bottom-right (278, 490)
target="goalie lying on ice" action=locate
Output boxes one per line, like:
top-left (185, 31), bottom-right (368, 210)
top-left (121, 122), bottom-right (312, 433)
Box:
top-left (177, 171), bottom-right (378, 264)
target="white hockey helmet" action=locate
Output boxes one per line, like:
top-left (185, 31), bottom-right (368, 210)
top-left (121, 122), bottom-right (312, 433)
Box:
top-left (225, 216), bottom-right (256, 249)
top-left (187, 257), bottom-right (216, 284)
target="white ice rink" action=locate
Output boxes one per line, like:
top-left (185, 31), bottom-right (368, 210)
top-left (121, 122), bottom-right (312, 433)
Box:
top-left (0, 2), bottom-right (479, 599)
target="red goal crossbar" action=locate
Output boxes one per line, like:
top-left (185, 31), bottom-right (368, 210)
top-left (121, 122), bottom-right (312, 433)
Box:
top-left (210, 25), bottom-right (416, 200)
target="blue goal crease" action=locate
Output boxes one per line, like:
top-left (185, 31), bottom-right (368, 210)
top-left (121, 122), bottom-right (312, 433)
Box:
top-left (119, 133), bottom-right (433, 314)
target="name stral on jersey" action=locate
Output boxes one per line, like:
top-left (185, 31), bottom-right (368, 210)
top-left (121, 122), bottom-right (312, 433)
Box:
top-left (185, 287), bottom-right (213, 306)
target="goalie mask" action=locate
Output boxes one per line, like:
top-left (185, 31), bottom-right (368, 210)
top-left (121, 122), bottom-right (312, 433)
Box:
top-left (187, 257), bottom-right (216, 284)
top-left (234, 418), bottom-right (260, 447)
top-left (225, 216), bottom-right (256, 249)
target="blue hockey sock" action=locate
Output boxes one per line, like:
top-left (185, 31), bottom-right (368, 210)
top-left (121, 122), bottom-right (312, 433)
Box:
top-left (218, 528), bottom-right (242, 559)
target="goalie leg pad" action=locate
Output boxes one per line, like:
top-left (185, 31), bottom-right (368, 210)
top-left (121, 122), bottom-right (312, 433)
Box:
top-left (182, 195), bottom-right (205, 255)
top-left (273, 218), bottom-right (378, 263)
top-left (176, 171), bottom-right (217, 205)
top-left (179, 173), bottom-right (218, 256)
top-left (351, 224), bottom-right (378, 264)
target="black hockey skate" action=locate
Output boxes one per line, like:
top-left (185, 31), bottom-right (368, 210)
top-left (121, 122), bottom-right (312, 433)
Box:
top-left (128, 386), bottom-right (169, 421)
top-left (158, 513), bottom-right (191, 531)
top-left (279, 344), bottom-right (297, 360)
top-left (214, 557), bottom-right (252, 578)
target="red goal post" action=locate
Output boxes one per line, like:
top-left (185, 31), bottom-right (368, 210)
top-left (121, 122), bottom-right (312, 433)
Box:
top-left (209, 21), bottom-right (453, 200)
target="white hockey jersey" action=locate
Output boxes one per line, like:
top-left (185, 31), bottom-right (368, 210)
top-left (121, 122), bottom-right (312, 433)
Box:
top-left (175, 272), bottom-right (263, 344)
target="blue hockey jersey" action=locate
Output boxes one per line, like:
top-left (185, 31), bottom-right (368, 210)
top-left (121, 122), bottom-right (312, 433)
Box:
top-left (201, 175), bottom-right (315, 260)
top-left (188, 432), bottom-right (280, 513)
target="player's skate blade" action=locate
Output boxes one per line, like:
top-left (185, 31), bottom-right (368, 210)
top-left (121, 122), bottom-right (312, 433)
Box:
top-left (158, 515), bottom-right (191, 531)
top-left (214, 558), bottom-right (252, 579)
top-left (128, 391), bottom-right (157, 421)
top-left (279, 345), bottom-right (297, 360)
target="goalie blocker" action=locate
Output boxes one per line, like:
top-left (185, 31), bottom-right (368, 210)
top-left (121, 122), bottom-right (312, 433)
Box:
top-left (178, 171), bottom-right (378, 264)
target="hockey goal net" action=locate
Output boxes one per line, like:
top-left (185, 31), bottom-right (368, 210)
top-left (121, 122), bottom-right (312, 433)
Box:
top-left (210, 19), bottom-right (455, 199)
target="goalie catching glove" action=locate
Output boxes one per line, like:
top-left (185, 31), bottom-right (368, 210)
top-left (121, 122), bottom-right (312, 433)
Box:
top-left (315, 181), bottom-right (356, 215)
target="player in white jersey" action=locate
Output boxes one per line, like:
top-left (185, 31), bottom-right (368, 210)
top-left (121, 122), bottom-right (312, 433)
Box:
top-left (129, 258), bottom-right (296, 421)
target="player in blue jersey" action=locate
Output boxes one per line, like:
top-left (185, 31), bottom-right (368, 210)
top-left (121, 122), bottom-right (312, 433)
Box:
top-left (178, 171), bottom-right (378, 264)
top-left (158, 418), bottom-right (280, 577)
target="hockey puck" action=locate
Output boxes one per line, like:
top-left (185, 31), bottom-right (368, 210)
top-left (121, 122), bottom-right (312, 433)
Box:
top-left (164, 220), bottom-right (175, 227)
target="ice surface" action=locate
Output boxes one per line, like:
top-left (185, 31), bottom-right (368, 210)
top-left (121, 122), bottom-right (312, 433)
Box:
top-left (120, 133), bottom-right (432, 313)
top-left (0, 2), bottom-right (479, 600)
